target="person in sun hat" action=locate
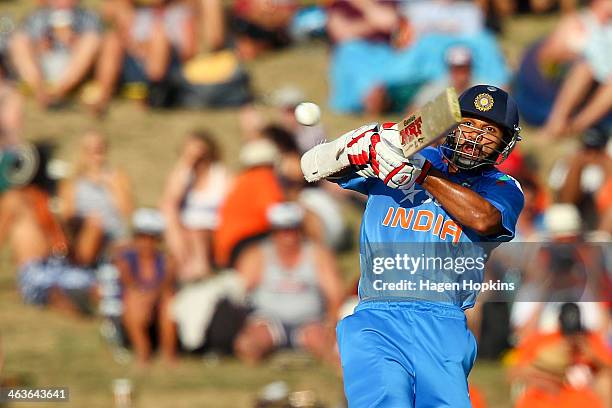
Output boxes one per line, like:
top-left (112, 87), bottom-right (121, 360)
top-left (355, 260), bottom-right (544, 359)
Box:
top-left (115, 208), bottom-right (177, 366)
top-left (233, 202), bottom-right (344, 364)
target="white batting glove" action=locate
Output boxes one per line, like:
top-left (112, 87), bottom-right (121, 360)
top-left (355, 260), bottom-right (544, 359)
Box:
top-left (371, 125), bottom-right (431, 189)
top-left (343, 123), bottom-right (379, 178)
top-left (301, 123), bottom-right (380, 182)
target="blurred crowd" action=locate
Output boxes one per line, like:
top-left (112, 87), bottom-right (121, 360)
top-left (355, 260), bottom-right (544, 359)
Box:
top-left (0, 0), bottom-right (610, 407)
top-left (0, 127), bottom-right (351, 366)
top-left (0, 0), bottom-right (608, 122)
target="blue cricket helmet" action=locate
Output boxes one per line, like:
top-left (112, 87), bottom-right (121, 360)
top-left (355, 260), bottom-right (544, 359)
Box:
top-left (458, 85), bottom-right (520, 134)
top-left (441, 85), bottom-right (522, 170)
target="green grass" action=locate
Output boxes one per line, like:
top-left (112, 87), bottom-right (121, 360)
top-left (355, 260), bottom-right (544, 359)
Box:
top-left (1, 285), bottom-right (345, 407)
top-left (1, 285), bottom-right (510, 408)
top-left (0, 1), bottom-right (573, 406)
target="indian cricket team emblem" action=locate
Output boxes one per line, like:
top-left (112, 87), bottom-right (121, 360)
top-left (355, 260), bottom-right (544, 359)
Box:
top-left (474, 93), bottom-right (494, 112)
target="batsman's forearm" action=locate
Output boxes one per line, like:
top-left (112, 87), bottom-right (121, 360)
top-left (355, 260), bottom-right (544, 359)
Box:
top-left (421, 169), bottom-right (502, 235)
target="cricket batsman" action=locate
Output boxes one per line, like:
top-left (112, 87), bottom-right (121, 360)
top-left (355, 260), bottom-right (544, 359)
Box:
top-left (300, 85), bottom-right (524, 407)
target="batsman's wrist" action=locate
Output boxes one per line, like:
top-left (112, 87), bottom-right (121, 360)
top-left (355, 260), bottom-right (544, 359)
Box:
top-left (414, 160), bottom-right (432, 184)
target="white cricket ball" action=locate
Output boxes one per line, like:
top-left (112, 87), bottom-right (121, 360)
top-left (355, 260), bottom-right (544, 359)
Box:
top-left (294, 102), bottom-right (321, 126)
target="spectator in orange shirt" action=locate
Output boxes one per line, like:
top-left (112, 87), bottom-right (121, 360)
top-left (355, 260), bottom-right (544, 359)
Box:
top-left (596, 177), bottom-right (612, 233)
top-left (469, 385), bottom-right (488, 408)
top-left (508, 303), bottom-right (612, 408)
top-left (214, 139), bottom-right (284, 268)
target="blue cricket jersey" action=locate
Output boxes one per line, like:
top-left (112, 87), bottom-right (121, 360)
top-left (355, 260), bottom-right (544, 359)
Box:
top-left (337, 146), bottom-right (524, 309)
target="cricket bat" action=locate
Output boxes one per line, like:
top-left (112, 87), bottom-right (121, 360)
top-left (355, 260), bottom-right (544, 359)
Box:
top-left (398, 87), bottom-right (461, 158)
top-left (301, 88), bottom-right (461, 183)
